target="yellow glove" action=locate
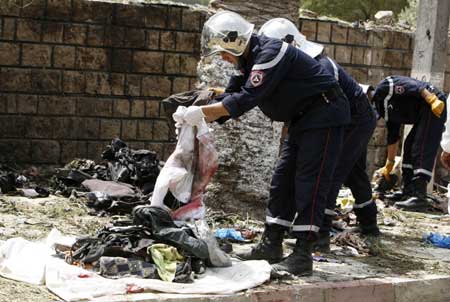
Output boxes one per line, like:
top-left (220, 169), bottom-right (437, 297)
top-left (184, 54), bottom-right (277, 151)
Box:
top-left (208, 87), bottom-right (225, 96)
top-left (375, 159), bottom-right (395, 181)
top-left (425, 93), bottom-right (445, 118)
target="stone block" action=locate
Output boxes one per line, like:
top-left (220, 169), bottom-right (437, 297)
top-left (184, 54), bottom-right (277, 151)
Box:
top-left (133, 51), bottom-right (164, 73)
top-left (137, 120), bottom-right (153, 140)
top-left (100, 119), bottom-right (121, 139)
top-left (76, 47), bottom-right (109, 70)
top-left (334, 45), bottom-right (352, 64)
top-left (114, 99), bottom-right (130, 117)
top-left (363, 49), bottom-right (373, 65)
top-left (0, 95), bottom-right (7, 113)
top-left (180, 55), bottom-right (198, 76)
top-left (64, 24), bottom-right (87, 45)
top-left (38, 95), bottom-right (76, 115)
top-left (445, 73), bottom-right (450, 92)
top-left (31, 69), bottom-right (61, 93)
top-left (27, 116), bottom-right (53, 138)
top-left (394, 277), bottom-right (450, 302)
top-left (316, 22), bottom-right (331, 43)
top-left (63, 71), bottom-right (85, 93)
top-left (85, 72), bottom-right (111, 95)
top-left (382, 31), bottom-right (395, 48)
top-left (22, 44), bottom-right (51, 67)
top-left (41, 22), bottom-right (64, 43)
top-left (75, 117), bottom-right (100, 139)
top-left (145, 142), bottom-right (164, 158)
top-left (16, 19), bottom-right (41, 42)
top-left (348, 28), bottom-right (368, 46)
top-left (0, 68), bottom-right (32, 92)
top-left (403, 52), bottom-right (413, 69)
top-left (327, 281), bottom-right (395, 302)
top-left (16, 94), bottom-right (38, 114)
top-left (182, 9), bottom-right (201, 31)
top-left (87, 141), bottom-right (105, 162)
top-left (2, 18), bottom-right (16, 40)
top-left (122, 120), bottom-right (137, 140)
top-left (331, 24), bottom-right (347, 44)
top-left (115, 4), bottom-right (145, 27)
top-left (164, 53), bottom-right (180, 74)
top-left (104, 25), bottom-right (125, 47)
top-left (176, 32), bottom-right (198, 53)
top-left (347, 67), bottom-right (368, 83)
top-left (141, 76), bottom-right (171, 97)
top-left (130, 100), bottom-right (145, 117)
top-left (20, 0), bottom-right (45, 17)
top-left (368, 31), bottom-right (383, 47)
top-left (323, 44), bottom-right (335, 58)
top-left (251, 288), bottom-right (296, 302)
top-left (371, 49), bottom-right (385, 66)
top-left (160, 31), bottom-right (176, 51)
top-left (31, 140), bottom-right (60, 164)
top-left (0, 140), bottom-right (31, 163)
top-left (77, 97), bottom-right (113, 117)
top-left (300, 20), bottom-right (317, 41)
top-left (60, 140), bottom-right (88, 163)
top-left (54, 46), bottom-right (76, 68)
top-left (111, 74), bottom-right (125, 96)
top-left (125, 74), bottom-right (141, 96)
top-left (0, 42), bottom-right (19, 65)
top-left (146, 100), bottom-right (160, 118)
top-left (46, 0), bottom-right (71, 20)
top-left (146, 30), bottom-right (160, 50)
top-left (52, 117), bottom-right (77, 139)
top-left (87, 25), bottom-right (104, 46)
top-left (351, 47), bottom-right (365, 65)
top-left (298, 285), bottom-right (326, 302)
top-left (4, 94), bottom-right (16, 113)
top-left (124, 28), bottom-right (146, 49)
top-left (111, 49), bottom-right (132, 73)
top-left (153, 120), bottom-right (169, 141)
top-left (394, 32), bottom-right (412, 50)
top-left (0, 115), bottom-right (26, 138)
top-left (168, 7), bottom-right (182, 30)
top-left (0, 1), bottom-right (21, 16)
top-left (383, 50), bottom-right (403, 68)
top-left (72, 1), bottom-right (114, 23)
top-left (172, 77), bottom-right (190, 94)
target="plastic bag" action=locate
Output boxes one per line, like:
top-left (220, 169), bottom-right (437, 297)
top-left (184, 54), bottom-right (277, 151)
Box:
top-left (424, 232), bottom-right (450, 249)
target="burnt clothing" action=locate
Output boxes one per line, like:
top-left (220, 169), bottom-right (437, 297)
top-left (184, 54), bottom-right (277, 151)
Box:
top-left (266, 123), bottom-right (344, 240)
top-left (373, 76), bottom-right (447, 180)
top-left (221, 34), bottom-right (351, 127)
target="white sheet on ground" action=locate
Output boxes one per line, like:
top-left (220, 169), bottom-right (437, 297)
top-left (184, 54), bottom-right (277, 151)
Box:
top-left (0, 229), bottom-right (271, 301)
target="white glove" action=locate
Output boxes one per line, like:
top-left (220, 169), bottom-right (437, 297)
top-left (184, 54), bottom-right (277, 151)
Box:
top-left (183, 106), bottom-right (205, 126)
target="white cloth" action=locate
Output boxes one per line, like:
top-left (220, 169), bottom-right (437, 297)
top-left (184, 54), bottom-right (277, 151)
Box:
top-left (441, 95), bottom-right (450, 152)
top-left (183, 106), bottom-right (205, 126)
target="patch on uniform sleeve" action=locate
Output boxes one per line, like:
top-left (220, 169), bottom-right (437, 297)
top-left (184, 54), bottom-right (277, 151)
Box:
top-left (250, 70), bottom-right (265, 87)
top-left (394, 85), bottom-right (405, 94)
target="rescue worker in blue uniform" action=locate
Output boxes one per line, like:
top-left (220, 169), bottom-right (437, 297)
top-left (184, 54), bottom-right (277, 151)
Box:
top-left (182, 11), bottom-right (351, 276)
top-left (372, 76), bottom-right (446, 210)
top-left (259, 18), bottom-right (379, 252)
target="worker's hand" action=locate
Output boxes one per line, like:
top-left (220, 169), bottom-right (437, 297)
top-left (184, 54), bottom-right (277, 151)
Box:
top-left (183, 106), bottom-right (205, 126)
top-left (208, 87), bottom-right (225, 96)
top-left (375, 159), bottom-right (395, 181)
top-left (441, 151), bottom-right (450, 169)
top-left (425, 93), bottom-right (445, 118)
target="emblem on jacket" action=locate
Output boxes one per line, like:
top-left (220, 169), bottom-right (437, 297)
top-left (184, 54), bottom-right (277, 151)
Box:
top-left (394, 85), bottom-right (405, 94)
top-left (250, 70), bottom-right (264, 87)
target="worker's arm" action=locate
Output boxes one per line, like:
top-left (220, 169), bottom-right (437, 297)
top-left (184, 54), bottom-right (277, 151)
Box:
top-left (201, 102), bottom-right (230, 122)
top-left (386, 141), bottom-right (399, 162)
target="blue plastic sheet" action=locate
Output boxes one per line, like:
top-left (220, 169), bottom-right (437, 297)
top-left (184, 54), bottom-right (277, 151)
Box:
top-left (214, 228), bottom-right (245, 241)
top-left (424, 232), bottom-right (450, 249)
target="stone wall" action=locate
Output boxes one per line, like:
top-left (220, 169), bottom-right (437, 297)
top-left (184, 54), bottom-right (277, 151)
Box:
top-left (0, 0), bottom-right (206, 164)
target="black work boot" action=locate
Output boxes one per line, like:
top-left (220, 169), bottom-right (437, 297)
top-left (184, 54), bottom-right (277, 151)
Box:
top-left (395, 177), bottom-right (429, 211)
top-left (314, 231), bottom-right (330, 253)
top-left (271, 238), bottom-right (313, 277)
top-left (347, 223), bottom-right (380, 237)
top-left (385, 171), bottom-right (413, 201)
top-left (235, 224), bottom-right (284, 263)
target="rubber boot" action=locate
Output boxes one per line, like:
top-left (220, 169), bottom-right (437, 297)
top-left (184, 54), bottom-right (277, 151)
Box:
top-left (385, 171), bottom-right (413, 201)
top-left (346, 223), bottom-right (380, 236)
top-left (395, 177), bottom-right (429, 211)
top-left (235, 224), bottom-right (284, 263)
top-left (314, 231), bottom-right (330, 253)
top-left (271, 238), bottom-right (313, 277)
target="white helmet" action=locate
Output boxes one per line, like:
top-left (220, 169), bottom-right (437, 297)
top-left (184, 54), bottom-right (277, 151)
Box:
top-left (201, 11), bottom-right (255, 57)
top-left (259, 18), bottom-right (324, 58)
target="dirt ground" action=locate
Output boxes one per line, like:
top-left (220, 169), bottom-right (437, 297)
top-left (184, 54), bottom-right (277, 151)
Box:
top-left (0, 195), bottom-right (450, 302)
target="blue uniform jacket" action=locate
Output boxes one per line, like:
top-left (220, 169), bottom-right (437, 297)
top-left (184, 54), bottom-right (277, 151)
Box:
top-left (372, 76), bottom-right (446, 144)
top-left (220, 35), bottom-right (350, 129)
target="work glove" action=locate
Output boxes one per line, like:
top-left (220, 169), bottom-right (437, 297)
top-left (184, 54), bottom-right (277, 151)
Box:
top-left (375, 159), bottom-right (395, 182)
top-left (183, 106), bottom-right (205, 126)
top-left (208, 87), bottom-right (225, 96)
top-left (441, 151), bottom-right (450, 169)
top-left (424, 93), bottom-right (445, 118)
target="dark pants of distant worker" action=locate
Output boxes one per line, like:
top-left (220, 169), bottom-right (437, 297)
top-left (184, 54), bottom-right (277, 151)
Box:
top-left (321, 98), bottom-right (377, 233)
top-left (266, 122), bottom-right (344, 241)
